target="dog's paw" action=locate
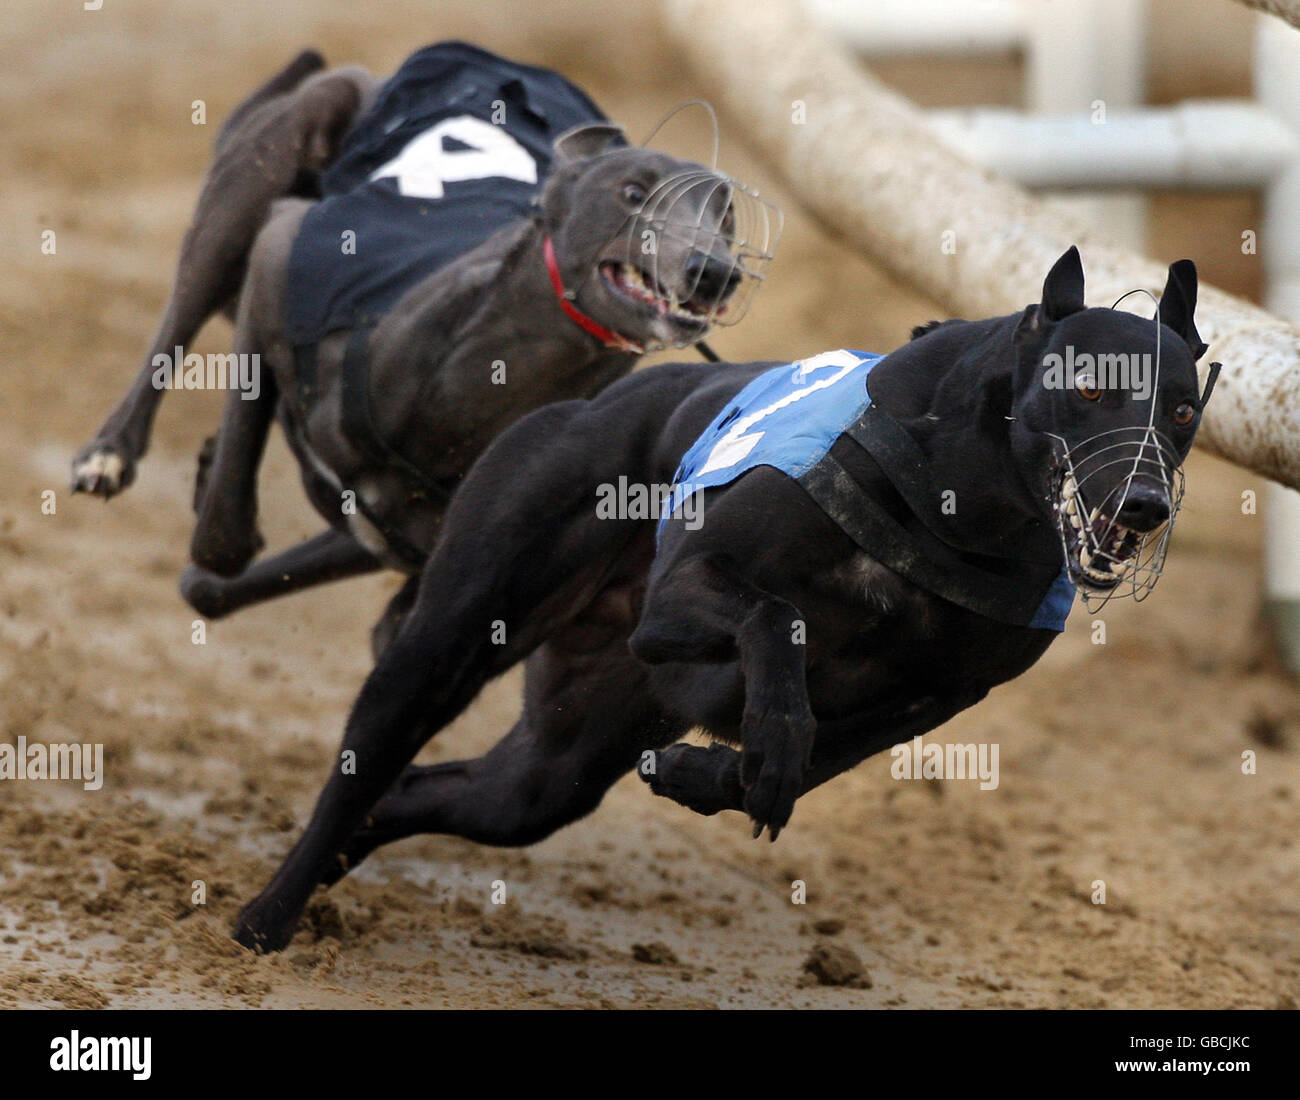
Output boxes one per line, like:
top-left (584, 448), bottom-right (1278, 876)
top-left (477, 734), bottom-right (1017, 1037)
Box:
top-left (179, 566), bottom-right (234, 619)
top-left (740, 706), bottom-right (816, 842)
top-left (231, 895), bottom-right (298, 954)
top-left (642, 742), bottom-right (744, 816)
top-left (70, 440), bottom-right (136, 498)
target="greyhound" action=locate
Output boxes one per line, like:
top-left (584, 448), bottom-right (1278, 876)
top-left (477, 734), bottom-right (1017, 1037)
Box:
top-left (69, 43), bottom-right (771, 646)
top-left (228, 248), bottom-right (1221, 951)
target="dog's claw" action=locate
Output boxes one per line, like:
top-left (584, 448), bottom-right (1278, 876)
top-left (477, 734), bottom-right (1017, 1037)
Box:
top-left (752, 821), bottom-right (763, 839)
top-left (738, 706), bottom-right (814, 842)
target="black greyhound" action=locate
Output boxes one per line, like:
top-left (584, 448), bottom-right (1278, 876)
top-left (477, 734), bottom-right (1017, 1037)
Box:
top-left (231, 248), bottom-right (1219, 951)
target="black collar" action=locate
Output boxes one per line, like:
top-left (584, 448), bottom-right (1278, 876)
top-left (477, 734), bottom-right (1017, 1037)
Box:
top-left (798, 402), bottom-right (1068, 627)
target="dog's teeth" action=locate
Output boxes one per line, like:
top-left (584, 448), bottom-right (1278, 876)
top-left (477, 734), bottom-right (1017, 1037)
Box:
top-left (1062, 479), bottom-right (1076, 500)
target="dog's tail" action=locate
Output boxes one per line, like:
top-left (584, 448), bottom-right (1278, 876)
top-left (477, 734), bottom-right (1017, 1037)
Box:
top-left (216, 49), bottom-right (328, 154)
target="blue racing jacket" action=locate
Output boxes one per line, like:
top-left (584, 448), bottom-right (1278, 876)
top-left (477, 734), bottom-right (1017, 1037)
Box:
top-left (659, 350), bottom-right (1076, 631)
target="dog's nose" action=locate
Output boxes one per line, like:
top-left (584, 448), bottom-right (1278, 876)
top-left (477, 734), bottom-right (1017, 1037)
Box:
top-left (1117, 487), bottom-right (1170, 530)
top-left (685, 252), bottom-right (740, 303)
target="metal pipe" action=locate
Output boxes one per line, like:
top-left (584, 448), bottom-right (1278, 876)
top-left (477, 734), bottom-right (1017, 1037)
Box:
top-left (925, 101), bottom-right (1297, 189)
top-left (805, 0), bottom-right (1027, 56)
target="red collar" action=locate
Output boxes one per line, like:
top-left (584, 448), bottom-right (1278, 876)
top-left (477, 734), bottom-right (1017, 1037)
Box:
top-left (543, 236), bottom-right (644, 354)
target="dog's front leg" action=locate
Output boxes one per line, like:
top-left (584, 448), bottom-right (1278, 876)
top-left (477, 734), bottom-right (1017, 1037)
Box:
top-left (629, 553), bottom-right (814, 840)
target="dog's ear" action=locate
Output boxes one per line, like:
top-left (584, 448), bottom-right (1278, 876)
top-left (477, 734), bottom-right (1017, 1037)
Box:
top-left (1040, 246), bottom-right (1086, 323)
top-left (1156, 259), bottom-right (1209, 361)
top-left (552, 122), bottom-right (626, 165)
top-left (1019, 247), bottom-right (1086, 335)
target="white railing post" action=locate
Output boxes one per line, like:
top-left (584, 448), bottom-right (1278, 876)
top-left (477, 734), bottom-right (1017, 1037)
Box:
top-left (1023, 0), bottom-right (1148, 249)
top-left (1256, 12), bottom-right (1300, 672)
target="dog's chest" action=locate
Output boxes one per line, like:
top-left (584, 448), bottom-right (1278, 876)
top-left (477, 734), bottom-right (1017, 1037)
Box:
top-left (801, 551), bottom-right (1052, 708)
top-left (798, 554), bottom-right (937, 693)
top-left (822, 552), bottom-right (927, 623)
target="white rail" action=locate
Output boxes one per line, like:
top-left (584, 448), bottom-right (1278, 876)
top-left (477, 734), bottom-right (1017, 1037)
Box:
top-left (925, 102), bottom-right (1296, 189)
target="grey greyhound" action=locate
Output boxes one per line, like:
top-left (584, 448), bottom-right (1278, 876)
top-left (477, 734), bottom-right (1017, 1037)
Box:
top-left (70, 44), bottom-right (773, 649)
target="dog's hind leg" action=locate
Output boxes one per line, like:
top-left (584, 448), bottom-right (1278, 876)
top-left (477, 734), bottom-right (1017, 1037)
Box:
top-left (188, 298), bottom-right (280, 575)
top-left (214, 49), bottom-right (328, 156)
top-left (180, 528), bottom-right (381, 619)
top-left (369, 574), bottom-right (420, 661)
top-left (71, 53), bottom-right (372, 499)
top-left (322, 620), bottom-right (683, 885)
top-left (230, 397), bottom-right (660, 951)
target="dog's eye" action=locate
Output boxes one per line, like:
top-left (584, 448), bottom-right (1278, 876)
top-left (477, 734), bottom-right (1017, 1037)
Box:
top-left (1076, 375), bottom-right (1102, 401)
top-left (621, 182), bottom-right (648, 207)
top-left (1175, 402), bottom-right (1196, 425)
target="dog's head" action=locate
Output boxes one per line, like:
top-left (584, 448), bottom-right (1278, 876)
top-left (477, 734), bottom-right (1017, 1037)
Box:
top-left (1006, 247), bottom-right (1218, 599)
top-left (536, 123), bottom-right (779, 350)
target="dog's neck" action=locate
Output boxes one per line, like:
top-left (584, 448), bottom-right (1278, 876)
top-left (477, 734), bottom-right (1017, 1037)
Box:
top-left (865, 316), bottom-right (1057, 558)
top-left (490, 222), bottom-right (640, 361)
top-left (391, 217), bottom-right (637, 384)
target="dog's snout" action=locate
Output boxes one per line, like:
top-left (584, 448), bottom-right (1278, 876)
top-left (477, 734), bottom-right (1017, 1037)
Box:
top-left (686, 252), bottom-right (740, 303)
top-left (1117, 487), bottom-right (1170, 531)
